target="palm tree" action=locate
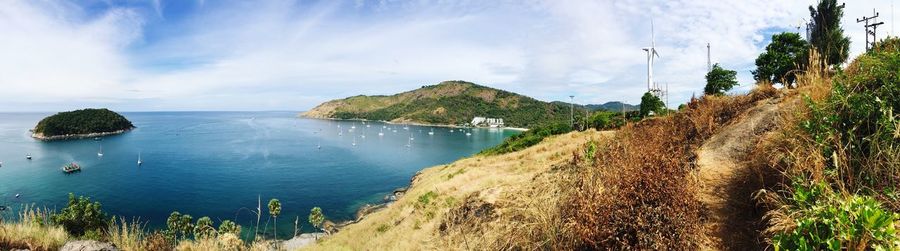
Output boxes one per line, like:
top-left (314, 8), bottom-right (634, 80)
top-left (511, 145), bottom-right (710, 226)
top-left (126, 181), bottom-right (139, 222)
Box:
top-left (268, 198), bottom-right (281, 239)
top-left (308, 207), bottom-right (325, 239)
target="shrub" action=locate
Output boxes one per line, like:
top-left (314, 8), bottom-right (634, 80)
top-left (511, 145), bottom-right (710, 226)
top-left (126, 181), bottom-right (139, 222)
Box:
top-left (50, 193), bottom-right (108, 237)
top-left (639, 92), bottom-right (664, 117)
top-left (308, 207), bottom-right (325, 232)
top-left (478, 122), bottom-right (572, 155)
top-left (772, 182), bottom-right (900, 250)
top-left (218, 220), bottom-right (241, 236)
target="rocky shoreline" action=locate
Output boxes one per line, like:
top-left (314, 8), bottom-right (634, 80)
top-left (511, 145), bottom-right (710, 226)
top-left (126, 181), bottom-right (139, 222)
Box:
top-left (31, 128), bottom-right (133, 141)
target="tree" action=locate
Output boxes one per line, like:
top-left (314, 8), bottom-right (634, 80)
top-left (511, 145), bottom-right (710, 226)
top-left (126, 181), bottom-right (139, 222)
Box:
top-left (165, 211), bottom-right (192, 242)
top-left (704, 63), bottom-right (738, 95)
top-left (193, 216), bottom-right (215, 239)
top-left (218, 220), bottom-right (241, 236)
top-left (268, 198), bottom-right (281, 239)
top-left (50, 193), bottom-right (108, 236)
top-left (308, 207), bottom-right (325, 237)
top-left (639, 92), bottom-right (664, 117)
top-left (753, 32), bottom-right (809, 87)
top-left (809, 0), bottom-right (850, 67)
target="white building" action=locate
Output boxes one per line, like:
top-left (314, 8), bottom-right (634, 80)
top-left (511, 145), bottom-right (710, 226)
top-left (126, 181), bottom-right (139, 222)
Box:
top-left (471, 117), bottom-right (504, 127)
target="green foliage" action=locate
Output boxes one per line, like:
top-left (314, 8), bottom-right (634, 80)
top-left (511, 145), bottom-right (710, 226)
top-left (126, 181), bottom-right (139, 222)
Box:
top-left (416, 191), bottom-right (438, 209)
top-left (218, 220), bottom-right (241, 236)
top-left (327, 81), bottom-right (574, 128)
top-left (193, 216), bottom-right (215, 239)
top-left (478, 122), bottom-right (572, 155)
top-left (376, 224), bottom-right (390, 233)
top-left (704, 63), bottom-right (739, 95)
top-left (639, 92), bottom-right (664, 117)
top-left (773, 182), bottom-right (900, 250)
top-left (808, 0), bottom-right (850, 67)
top-left (33, 108), bottom-right (134, 137)
top-left (800, 42), bottom-right (900, 189)
top-left (585, 110), bottom-right (626, 130)
top-left (50, 193), bottom-right (108, 237)
top-left (166, 211), bottom-right (194, 241)
top-left (308, 207), bottom-right (325, 232)
top-left (753, 32), bottom-right (809, 87)
top-left (267, 199), bottom-right (281, 218)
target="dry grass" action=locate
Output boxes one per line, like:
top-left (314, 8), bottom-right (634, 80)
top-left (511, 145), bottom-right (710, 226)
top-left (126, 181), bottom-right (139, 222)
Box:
top-left (303, 130), bottom-right (611, 250)
top-left (0, 206), bottom-right (70, 251)
top-left (563, 86), bottom-right (778, 249)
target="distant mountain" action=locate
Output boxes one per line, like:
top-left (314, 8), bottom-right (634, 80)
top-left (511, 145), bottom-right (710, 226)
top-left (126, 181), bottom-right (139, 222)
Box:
top-left (302, 81), bottom-right (578, 128)
top-left (586, 101), bottom-right (639, 112)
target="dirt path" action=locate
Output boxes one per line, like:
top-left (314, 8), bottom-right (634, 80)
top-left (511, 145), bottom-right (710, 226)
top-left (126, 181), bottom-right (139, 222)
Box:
top-left (696, 97), bottom-right (782, 250)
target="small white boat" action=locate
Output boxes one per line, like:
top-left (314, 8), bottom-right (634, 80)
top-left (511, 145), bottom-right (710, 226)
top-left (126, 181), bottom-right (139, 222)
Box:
top-left (15, 194), bottom-right (20, 198)
top-left (428, 128), bottom-right (434, 135)
top-left (0, 161), bottom-right (3, 167)
top-left (137, 153), bottom-right (142, 166)
top-left (25, 154), bottom-right (31, 160)
top-left (97, 144), bottom-right (103, 157)
top-left (466, 132), bottom-right (472, 136)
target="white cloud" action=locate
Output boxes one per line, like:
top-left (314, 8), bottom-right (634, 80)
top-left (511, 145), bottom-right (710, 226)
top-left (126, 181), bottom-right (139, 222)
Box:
top-left (0, 0), bottom-right (895, 111)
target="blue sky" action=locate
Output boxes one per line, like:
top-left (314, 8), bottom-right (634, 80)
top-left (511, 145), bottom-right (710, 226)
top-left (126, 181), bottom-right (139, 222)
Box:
top-left (0, 0), bottom-right (896, 111)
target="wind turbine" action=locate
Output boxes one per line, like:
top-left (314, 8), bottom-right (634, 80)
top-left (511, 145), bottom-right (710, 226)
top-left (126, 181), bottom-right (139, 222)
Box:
top-left (642, 19), bottom-right (660, 93)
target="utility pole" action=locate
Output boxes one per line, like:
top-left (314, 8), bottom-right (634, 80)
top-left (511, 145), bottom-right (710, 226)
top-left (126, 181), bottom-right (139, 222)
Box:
top-left (569, 95), bottom-right (575, 129)
top-left (858, 9), bottom-right (885, 52)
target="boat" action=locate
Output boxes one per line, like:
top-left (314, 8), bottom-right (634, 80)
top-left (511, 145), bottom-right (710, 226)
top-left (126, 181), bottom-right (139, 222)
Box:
top-left (97, 143), bottom-right (103, 157)
top-left (62, 163), bottom-right (81, 173)
top-left (15, 194), bottom-right (20, 198)
top-left (0, 161), bottom-right (3, 167)
top-left (466, 132), bottom-right (472, 136)
top-left (25, 154), bottom-right (31, 160)
top-left (378, 127), bottom-right (384, 136)
top-left (428, 128), bottom-right (434, 135)
top-left (137, 153), bottom-right (142, 166)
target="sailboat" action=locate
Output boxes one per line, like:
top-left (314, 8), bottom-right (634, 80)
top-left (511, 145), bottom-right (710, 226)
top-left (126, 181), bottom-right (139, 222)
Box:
top-left (352, 136), bottom-right (357, 147)
top-left (405, 134), bottom-right (411, 148)
top-left (137, 152), bottom-right (142, 166)
top-left (317, 142), bottom-right (321, 149)
top-left (378, 127), bottom-right (384, 136)
top-left (97, 144), bottom-right (103, 157)
top-left (428, 128), bottom-right (434, 135)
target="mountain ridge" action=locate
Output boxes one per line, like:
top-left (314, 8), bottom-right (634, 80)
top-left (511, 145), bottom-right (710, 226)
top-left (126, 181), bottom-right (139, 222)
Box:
top-left (302, 80), bottom-right (578, 128)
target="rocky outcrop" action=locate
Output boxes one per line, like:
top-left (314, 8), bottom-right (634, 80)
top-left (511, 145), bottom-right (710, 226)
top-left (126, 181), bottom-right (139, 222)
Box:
top-left (59, 240), bottom-right (118, 251)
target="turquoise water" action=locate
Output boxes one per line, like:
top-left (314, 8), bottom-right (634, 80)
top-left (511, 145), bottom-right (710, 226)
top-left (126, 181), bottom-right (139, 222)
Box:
top-left (0, 112), bottom-right (515, 239)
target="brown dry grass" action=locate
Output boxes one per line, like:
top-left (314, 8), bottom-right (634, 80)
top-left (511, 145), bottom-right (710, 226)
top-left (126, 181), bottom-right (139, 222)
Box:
top-left (564, 86), bottom-right (778, 249)
top-left (303, 130), bottom-right (611, 250)
top-left (0, 206), bottom-right (70, 251)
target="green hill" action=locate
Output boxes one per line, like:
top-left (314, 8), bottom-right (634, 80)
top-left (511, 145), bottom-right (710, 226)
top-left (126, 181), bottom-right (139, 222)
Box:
top-left (302, 81), bottom-right (579, 128)
top-left (586, 101), bottom-right (639, 112)
top-left (32, 108), bottom-right (134, 140)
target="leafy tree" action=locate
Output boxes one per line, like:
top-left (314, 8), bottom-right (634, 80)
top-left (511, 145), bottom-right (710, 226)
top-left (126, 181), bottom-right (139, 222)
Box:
top-left (704, 64), bottom-right (738, 95)
top-left (218, 220), bottom-right (241, 236)
top-left (50, 193), bottom-right (108, 236)
top-left (308, 207), bottom-right (325, 234)
top-left (268, 198), bottom-right (281, 239)
top-left (639, 92), bottom-right (664, 117)
top-left (809, 0), bottom-right (850, 67)
top-left (753, 32), bottom-right (809, 87)
top-left (193, 216), bottom-right (215, 239)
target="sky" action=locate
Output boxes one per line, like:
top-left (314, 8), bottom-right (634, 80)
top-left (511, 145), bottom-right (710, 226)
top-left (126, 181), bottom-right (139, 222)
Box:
top-left (0, 0), bottom-right (897, 111)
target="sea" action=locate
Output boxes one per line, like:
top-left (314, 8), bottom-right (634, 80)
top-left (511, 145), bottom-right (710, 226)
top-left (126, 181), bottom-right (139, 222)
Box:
top-left (0, 111), bottom-right (516, 239)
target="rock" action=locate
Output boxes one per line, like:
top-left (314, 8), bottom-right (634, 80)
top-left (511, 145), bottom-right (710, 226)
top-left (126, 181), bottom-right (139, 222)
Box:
top-left (281, 233), bottom-right (326, 250)
top-left (60, 240), bottom-right (118, 251)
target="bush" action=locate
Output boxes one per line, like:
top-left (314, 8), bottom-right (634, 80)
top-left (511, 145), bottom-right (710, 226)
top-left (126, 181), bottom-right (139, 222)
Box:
top-left (478, 122), bottom-right (572, 155)
top-left (50, 193), bottom-right (108, 237)
top-left (773, 182), bottom-right (900, 250)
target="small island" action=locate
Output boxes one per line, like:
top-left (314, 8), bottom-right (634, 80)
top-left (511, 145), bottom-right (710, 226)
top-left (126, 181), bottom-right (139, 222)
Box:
top-left (31, 108), bottom-right (135, 141)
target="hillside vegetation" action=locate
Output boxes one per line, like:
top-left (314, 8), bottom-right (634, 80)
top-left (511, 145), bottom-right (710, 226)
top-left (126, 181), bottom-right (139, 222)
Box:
top-left (302, 81), bottom-right (576, 128)
top-left (32, 108), bottom-right (134, 139)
